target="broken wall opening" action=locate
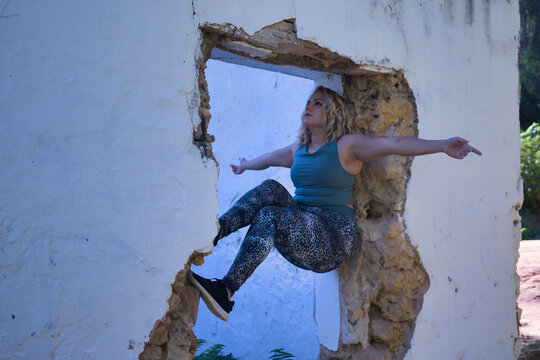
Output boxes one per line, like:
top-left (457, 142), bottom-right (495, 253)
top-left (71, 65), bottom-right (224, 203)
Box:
top-left (193, 58), bottom-right (319, 358)
top-left (139, 19), bottom-right (429, 360)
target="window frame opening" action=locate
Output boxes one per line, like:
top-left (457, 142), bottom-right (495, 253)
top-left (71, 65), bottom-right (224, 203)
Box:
top-left (139, 19), bottom-right (427, 360)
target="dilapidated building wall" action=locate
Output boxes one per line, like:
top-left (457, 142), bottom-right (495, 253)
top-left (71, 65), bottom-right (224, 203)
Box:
top-left (0, 1), bottom-right (521, 360)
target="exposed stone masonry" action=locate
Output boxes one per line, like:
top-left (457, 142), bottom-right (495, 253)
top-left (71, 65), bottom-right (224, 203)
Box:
top-left (318, 73), bottom-right (429, 360)
top-left (139, 253), bottom-right (207, 360)
top-left (140, 19), bottom-right (428, 360)
top-left (192, 31), bottom-right (219, 160)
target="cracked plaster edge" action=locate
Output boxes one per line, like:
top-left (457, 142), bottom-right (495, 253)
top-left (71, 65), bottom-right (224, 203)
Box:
top-left (397, 175), bottom-right (430, 360)
top-left (138, 24), bottom-right (221, 360)
top-left (384, 132), bottom-right (429, 360)
top-left (184, 22), bottom-right (222, 270)
top-left (513, 175), bottom-right (525, 358)
top-left (200, 19), bottom-right (400, 77)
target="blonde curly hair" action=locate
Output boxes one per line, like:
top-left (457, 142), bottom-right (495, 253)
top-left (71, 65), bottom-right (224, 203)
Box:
top-left (298, 86), bottom-right (360, 146)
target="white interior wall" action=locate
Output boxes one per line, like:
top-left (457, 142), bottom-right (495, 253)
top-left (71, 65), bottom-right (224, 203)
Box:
top-left (192, 60), bottom-right (318, 359)
top-left (311, 75), bottom-right (343, 351)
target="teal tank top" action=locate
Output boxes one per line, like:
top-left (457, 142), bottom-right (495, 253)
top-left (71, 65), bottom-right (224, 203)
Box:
top-left (290, 141), bottom-right (356, 218)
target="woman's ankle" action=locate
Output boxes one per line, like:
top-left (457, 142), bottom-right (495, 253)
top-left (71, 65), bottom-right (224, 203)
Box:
top-left (212, 228), bottom-right (222, 246)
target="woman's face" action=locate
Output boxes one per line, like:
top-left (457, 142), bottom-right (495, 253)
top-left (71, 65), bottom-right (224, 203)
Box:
top-left (303, 91), bottom-right (325, 129)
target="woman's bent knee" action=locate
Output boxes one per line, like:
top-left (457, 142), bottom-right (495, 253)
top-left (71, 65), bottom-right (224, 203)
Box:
top-left (255, 205), bottom-right (281, 222)
top-left (256, 179), bottom-right (292, 205)
top-left (260, 179), bottom-right (285, 191)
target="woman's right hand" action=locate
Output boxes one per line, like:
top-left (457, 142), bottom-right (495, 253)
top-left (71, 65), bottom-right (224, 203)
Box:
top-left (230, 157), bottom-right (247, 175)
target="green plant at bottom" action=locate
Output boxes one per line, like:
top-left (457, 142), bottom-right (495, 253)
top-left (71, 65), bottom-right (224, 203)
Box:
top-left (194, 340), bottom-right (236, 360)
top-left (521, 122), bottom-right (540, 210)
top-left (269, 347), bottom-right (295, 359)
top-left (194, 339), bottom-right (296, 359)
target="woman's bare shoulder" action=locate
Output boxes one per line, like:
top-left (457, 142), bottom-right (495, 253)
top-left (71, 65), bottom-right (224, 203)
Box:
top-left (338, 133), bottom-right (369, 147)
top-left (290, 140), bottom-right (301, 155)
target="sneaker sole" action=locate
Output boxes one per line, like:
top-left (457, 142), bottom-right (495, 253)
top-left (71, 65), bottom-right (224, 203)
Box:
top-left (187, 271), bottom-right (229, 322)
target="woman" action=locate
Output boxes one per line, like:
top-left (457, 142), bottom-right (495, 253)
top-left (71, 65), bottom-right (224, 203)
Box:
top-left (189, 86), bottom-right (482, 321)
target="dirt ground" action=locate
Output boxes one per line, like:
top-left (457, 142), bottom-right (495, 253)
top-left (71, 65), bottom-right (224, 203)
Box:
top-left (518, 240), bottom-right (540, 359)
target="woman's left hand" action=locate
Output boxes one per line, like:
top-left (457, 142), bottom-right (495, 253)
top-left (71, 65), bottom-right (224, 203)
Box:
top-left (443, 137), bottom-right (483, 159)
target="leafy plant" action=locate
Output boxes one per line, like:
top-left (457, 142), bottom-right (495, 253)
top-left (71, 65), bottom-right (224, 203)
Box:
top-left (194, 340), bottom-right (237, 360)
top-left (196, 339), bottom-right (207, 349)
top-left (194, 339), bottom-right (296, 359)
top-left (269, 348), bottom-right (296, 359)
top-left (520, 208), bottom-right (540, 240)
top-left (519, 0), bottom-right (540, 130)
top-left (520, 123), bottom-right (540, 210)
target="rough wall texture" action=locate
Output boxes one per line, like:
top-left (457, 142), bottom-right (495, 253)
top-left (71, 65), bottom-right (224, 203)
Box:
top-left (319, 74), bottom-right (427, 359)
top-left (139, 27), bottom-right (217, 360)
top-left (139, 12), bottom-right (221, 358)
top-left (1, 1), bottom-right (222, 359)
top-left (192, 31), bottom-right (219, 161)
top-left (139, 270), bottom-right (200, 360)
top-left (143, 19), bottom-right (426, 360)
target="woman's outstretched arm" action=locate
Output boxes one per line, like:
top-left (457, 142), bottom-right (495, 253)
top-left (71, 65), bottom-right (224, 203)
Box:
top-left (343, 134), bottom-right (482, 163)
top-left (230, 142), bottom-right (296, 175)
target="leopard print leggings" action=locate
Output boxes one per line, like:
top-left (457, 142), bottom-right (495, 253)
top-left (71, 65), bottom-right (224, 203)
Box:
top-left (218, 179), bottom-right (362, 294)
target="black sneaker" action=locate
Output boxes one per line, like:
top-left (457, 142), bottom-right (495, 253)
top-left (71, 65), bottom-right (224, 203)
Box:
top-left (188, 271), bottom-right (234, 321)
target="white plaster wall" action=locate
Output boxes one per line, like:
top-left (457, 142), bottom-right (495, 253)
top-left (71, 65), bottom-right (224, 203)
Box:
top-left (0, 1), bottom-right (219, 359)
top-left (192, 59), bottom-right (317, 359)
top-left (196, 1), bottom-right (521, 359)
top-left (1, 1), bottom-right (520, 359)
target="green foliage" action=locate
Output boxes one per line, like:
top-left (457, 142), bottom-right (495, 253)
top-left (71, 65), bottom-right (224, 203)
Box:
top-left (522, 227), bottom-right (532, 239)
top-left (520, 208), bottom-right (540, 240)
top-left (269, 348), bottom-right (296, 359)
top-left (519, 55), bottom-right (540, 131)
top-left (194, 340), bottom-right (237, 360)
top-left (519, 0), bottom-right (540, 130)
top-left (196, 339), bottom-right (207, 349)
top-left (520, 133), bottom-right (540, 240)
top-left (194, 340), bottom-right (296, 360)
top-left (521, 123), bottom-right (540, 210)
